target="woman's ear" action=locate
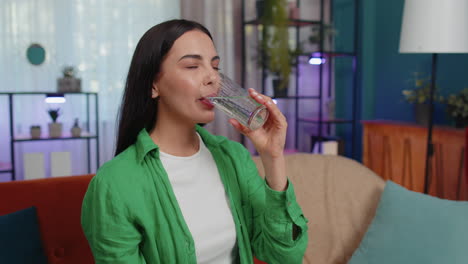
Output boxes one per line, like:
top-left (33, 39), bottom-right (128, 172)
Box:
top-left (151, 81), bottom-right (159, 99)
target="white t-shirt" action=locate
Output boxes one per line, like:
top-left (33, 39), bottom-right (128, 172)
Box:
top-left (160, 133), bottom-right (237, 263)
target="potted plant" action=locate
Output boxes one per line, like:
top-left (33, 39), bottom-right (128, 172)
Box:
top-left (444, 88), bottom-right (468, 128)
top-left (259, 0), bottom-right (292, 97)
top-left (402, 73), bottom-right (443, 126)
top-left (30, 125), bottom-right (41, 139)
top-left (48, 108), bottom-right (62, 138)
top-left (57, 65), bottom-right (81, 92)
top-left (71, 118), bottom-right (82, 137)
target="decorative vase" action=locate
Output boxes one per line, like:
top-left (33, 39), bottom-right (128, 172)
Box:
top-left (272, 78), bottom-right (288, 98)
top-left (414, 103), bottom-right (430, 126)
top-left (71, 126), bottom-right (81, 137)
top-left (71, 118), bottom-right (81, 137)
top-left (326, 98), bottom-right (335, 120)
top-left (256, 0), bottom-right (264, 19)
top-left (30, 126), bottom-right (41, 139)
top-left (48, 122), bottom-right (63, 138)
top-left (57, 77), bottom-right (81, 93)
top-left (288, 2), bottom-right (299, 19)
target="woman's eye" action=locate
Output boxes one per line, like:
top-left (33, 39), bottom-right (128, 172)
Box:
top-left (186, 66), bottom-right (198, 69)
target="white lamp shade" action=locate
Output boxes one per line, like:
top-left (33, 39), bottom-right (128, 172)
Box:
top-left (399, 0), bottom-right (468, 53)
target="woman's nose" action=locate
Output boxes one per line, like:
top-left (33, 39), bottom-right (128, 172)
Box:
top-left (203, 69), bottom-right (220, 86)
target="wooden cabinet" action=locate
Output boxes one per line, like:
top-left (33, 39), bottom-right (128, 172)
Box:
top-left (362, 120), bottom-right (466, 200)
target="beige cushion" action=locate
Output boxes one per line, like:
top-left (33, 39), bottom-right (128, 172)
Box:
top-left (252, 153), bottom-right (385, 264)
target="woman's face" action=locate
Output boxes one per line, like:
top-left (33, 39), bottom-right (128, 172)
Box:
top-left (152, 30), bottom-right (220, 125)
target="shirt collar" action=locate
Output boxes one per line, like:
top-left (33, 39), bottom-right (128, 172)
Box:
top-left (135, 125), bottom-right (228, 163)
top-left (135, 128), bottom-right (159, 162)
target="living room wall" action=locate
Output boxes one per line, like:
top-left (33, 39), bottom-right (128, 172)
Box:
top-left (346, 0), bottom-right (468, 160)
top-left (371, 0), bottom-right (468, 124)
top-left (0, 0), bottom-right (180, 181)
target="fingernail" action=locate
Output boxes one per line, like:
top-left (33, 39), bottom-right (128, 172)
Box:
top-left (256, 95), bottom-right (262, 100)
top-left (267, 101), bottom-right (272, 105)
top-left (252, 91), bottom-right (258, 95)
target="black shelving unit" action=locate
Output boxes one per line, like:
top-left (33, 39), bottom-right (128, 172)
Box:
top-left (0, 92), bottom-right (99, 181)
top-left (241, 0), bottom-right (359, 158)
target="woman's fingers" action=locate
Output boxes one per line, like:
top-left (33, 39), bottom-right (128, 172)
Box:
top-left (248, 88), bottom-right (286, 124)
top-left (249, 88), bottom-right (267, 104)
top-left (229, 118), bottom-right (251, 135)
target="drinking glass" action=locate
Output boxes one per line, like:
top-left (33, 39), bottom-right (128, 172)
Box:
top-left (208, 73), bottom-right (269, 130)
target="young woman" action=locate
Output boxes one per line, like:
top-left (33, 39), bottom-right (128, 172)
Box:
top-left (81, 19), bottom-right (308, 264)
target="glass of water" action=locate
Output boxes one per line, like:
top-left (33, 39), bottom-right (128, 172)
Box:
top-left (208, 73), bottom-right (269, 130)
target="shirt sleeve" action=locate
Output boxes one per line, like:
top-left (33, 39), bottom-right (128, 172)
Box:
top-left (239, 148), bottom-right (309, 264)
top-left (81, 174), bottom-right (147, 264)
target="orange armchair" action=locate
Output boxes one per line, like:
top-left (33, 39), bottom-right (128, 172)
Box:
top-left (0, 175), bottom-right (94, 264)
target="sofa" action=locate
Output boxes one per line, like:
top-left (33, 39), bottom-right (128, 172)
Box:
top-left (254, 154), bottom-right (468, 264)
top-left (252, 154), bottom-right (385, 263)
top-left (0, 153), bottom-right (387, 263)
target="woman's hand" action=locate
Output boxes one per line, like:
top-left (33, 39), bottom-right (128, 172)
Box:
top-left (229, 88), bottom-right (287, 158)
top-left (229, 88), bottom-right (288, 191)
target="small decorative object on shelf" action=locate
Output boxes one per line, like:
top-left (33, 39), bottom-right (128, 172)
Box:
top-left (287, 1), bottom-right (299, 19)
top-left (326, 98), bottom-right (336, 120)
top-left (48, 108), bottom-right (62, 138)
top-left (271, 77), bottom-right (288, 97)
top-left (308, 24), bottom-right (337, 45)
top-left (57, 65), bottom-right (81, 93)
top-left (444, 87), bottom-right (468, 128)
top-left (255, 0), bottom-right (264, 19)
top-left (71, 118), bottom-right (82, 137)
top-left (402, 72), bottom-right (443, 126)
top-left (30, 125), bottom-right (41, 139)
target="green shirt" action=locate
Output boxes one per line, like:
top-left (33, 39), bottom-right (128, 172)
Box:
top-left (81, 126), bottom-right (308, 264)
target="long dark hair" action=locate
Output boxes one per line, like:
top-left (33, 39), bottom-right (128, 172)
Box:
top-left (115, 19), bottom-right (213, 156)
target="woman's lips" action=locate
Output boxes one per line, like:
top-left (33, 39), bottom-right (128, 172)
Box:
top-left (199, 97), bottom-right (215, 109)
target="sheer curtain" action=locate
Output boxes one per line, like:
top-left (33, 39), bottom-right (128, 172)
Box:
top-left (181, 0), bottom-right (242, 142)
top-left (0, 0), bottom-right (180, 180)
